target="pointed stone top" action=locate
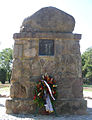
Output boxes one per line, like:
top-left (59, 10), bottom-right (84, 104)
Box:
top-left (21, 7), bottom-right (75, 33)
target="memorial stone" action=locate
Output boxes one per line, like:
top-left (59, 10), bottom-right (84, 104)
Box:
top-left (6, 7), bottom-right (87, 115)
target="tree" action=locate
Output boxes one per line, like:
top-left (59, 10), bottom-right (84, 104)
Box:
top-left (0, 68), bottom-right (7, 84)
top-left (82, 47), bottom-right (92, 84)
top-left (0, 48), bottom-right (13, 83)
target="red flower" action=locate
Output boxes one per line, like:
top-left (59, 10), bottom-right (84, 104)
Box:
top-left (49, 81), bottom-right (53, 84)
top-left (40, 85), bottom-right (44, 90)
top-left (33, 95), bottom-right (36, 100)
top-left (33, 73), bottom-right (57, 108)
top-left (53, 90), bottom-right (56, 95)
top-left (39, 95), bottom-right (42, 98)
top-left (41, 85), bottom-right (43, 89)
top-left (54, 80), bottom-right (56, 83)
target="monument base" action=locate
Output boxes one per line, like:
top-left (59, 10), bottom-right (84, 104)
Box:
top-left (6, 98), bottom-right (87, 115)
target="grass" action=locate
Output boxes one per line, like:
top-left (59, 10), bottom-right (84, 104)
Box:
top-left (0, 83), bottom-right (10, 94)
top-left (0, 83), bottom-right (92, 95)
top-left (83, 84), bottom-right (92, 88)
top-left (83, 84), bottom-right (92, 92)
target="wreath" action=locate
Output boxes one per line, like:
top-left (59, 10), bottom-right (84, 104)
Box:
top-left (33, 73), bottom-right (57, 113)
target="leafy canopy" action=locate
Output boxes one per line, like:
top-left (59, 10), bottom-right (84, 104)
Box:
top-left (82, 47), bottom-right (92, 84)
top-left (0, 48), bottom-right (13, 83)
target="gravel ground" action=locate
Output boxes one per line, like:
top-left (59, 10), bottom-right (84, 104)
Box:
top-left (0, 91), bottom-right (92, 120)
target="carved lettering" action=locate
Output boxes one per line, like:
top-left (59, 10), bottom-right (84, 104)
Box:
top-left (39, 39), bottom-right (54, 56)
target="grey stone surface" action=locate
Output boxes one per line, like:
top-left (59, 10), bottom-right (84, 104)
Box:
top-left (21, 7), bottom-right (75, 33)
top-left (13, 32), bottom-right (81, 40)
top-left (24, 48), bottom-right (37, 58)
top-left (13, 44), bottom-right (23, 58)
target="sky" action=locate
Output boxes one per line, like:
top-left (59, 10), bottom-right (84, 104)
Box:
top-left (0, 0), bottom-right (92, 53)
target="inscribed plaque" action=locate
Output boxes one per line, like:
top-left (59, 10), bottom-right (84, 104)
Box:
top-left (39, 39), bottom-right (54, 56)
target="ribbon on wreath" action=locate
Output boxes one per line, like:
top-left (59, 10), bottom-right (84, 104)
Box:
top-left (41, 80), bottom-right (55, 112)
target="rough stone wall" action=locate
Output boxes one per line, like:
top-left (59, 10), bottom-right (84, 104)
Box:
top-left (10, 32), bottom-right (83, 101)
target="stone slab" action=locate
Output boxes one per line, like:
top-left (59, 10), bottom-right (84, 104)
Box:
top-left (6, 99), bottom-right (87, 115)
top-left (13, 32), bottom-right (81, 40)
top-left (21, 7), bottom-right (75, 33)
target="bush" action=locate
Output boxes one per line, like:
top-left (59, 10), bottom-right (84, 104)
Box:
top-left (0, 68), bottom-right (7, 84)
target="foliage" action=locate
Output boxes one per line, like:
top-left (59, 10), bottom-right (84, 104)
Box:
top-left (0, 68), bottom-right (7, 84)
top-left (82, 47), bottom-right (92, 84)
top-left (0, 48), bottom-right (13, 83)
top-left (33, 73), bottom-right (57, 108)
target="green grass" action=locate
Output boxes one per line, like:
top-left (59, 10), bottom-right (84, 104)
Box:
top-left (0, 83), bottom-right (92, 95)
top-left (83, 84), bottom-right (92, 88)
top-left (0, 83), bottom-right (10, 94)
top-left (83, 84), bottom-right (92, 91)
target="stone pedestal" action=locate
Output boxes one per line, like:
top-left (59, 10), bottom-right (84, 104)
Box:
top-left (6, 7), bottom-right (87, 114)
top-left (6, 99), bottom-right (87, 115)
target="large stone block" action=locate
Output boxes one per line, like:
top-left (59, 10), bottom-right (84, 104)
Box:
top-left (40, 60), bottom-right (56, 75)
top-left (11, 59), bottom-right (22, 83)
top-left (61, 40), bottom-right (80, 54)
top-left (55, 99), bottom-right (87, 115)
top-left (21, 60), bottom-right (32, 82)
top-left (10, 81), bottom-right (35, 99)
top-left (13, 44), bottom-right (23, 58)
top-left (24, 48), bottom-right (37, 58)
top-left (10, 82), bottom-right (26, 98)
top-left (72, 78), bottom-right (83, 98)
top-left (23, 40), bottom-right (38, 49)
top-left (6, 99), bottom-right (87, 115)
top-left (21, 7), bottom-right (75, 33)
top-left (6, 99), bottom-right (36, 114)
top-left (31, 60), bottom-right (41, 76)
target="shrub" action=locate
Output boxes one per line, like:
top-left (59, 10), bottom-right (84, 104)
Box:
top-left (0, 68), bottom-right (7, 84)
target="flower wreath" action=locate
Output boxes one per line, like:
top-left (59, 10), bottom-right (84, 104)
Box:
top-left (33, 73), bottom-right (57, 113)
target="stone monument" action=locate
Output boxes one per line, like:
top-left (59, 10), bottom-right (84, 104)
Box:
top-left (6, 7), bottom-right (87, 114)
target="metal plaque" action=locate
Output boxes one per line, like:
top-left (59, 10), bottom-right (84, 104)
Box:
top-left (39, 39), bottom-right (54, 56)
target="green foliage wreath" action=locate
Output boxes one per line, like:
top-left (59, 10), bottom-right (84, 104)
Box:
top-left (33, 73), bottom-right (57, 108)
